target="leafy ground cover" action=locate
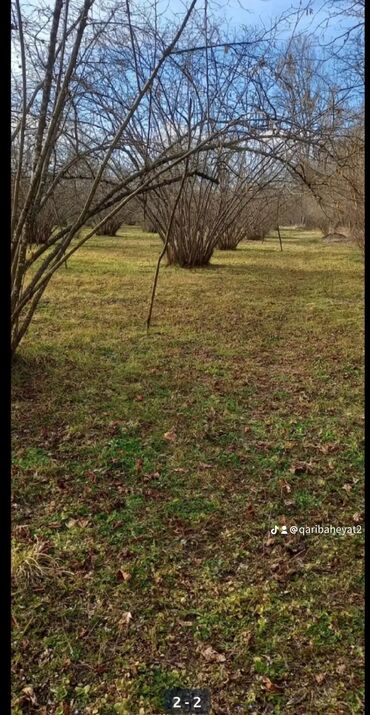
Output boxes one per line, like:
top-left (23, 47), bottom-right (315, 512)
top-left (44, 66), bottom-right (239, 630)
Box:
top-left (12, 228), bottom-right (364, 714)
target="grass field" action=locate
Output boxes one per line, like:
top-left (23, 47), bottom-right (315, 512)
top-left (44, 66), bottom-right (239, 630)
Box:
top-left (12, 228), bottom-right (364, 715)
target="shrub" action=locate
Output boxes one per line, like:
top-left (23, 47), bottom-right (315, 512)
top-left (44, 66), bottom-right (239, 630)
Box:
top-left (94, 216), bottom-right (123, 236)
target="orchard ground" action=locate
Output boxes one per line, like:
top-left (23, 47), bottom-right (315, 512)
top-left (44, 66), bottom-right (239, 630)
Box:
top-left (12, 228), bottom-right (364, 714)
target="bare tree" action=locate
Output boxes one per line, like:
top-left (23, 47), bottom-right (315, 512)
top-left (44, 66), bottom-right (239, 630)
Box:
top-left (11, 0), bottom-right (364, 353)
top-left (12, 0), bottom-right (224, 353)
top-left (11, 0), bottom-right (289, 351)
top-left (216, 159), bottom-right (285, 249)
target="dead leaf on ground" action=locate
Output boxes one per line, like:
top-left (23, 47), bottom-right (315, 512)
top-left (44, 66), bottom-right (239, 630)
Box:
top-left (262, 676), bottom-right (284, 692)
top-left (20, 686), bottom-right (38, 705)
top-left (116, 569), bottom-right (132, 582)
top-left (117, 612), bottom-right (132, 629)
top-left (200, 645), bottom-right (226, 663)
top-left (78, 517), bottom-right (90, 528)
top-left (315, 442), bottom-right (341, 454)
top-left (342, 483), bottom-right (352, 493)
top-left (143, 471), bottom-right (160, 481)
top-left (164, 429), bottom-right (177, 442)
top-left (290, 461), bottom-right (314, 474)
top-left (314, 672), bottom-right (327, 685)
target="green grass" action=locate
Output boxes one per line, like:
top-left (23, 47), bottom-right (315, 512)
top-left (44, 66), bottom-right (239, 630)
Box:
top-left (12, 228), bottom-right (364, 714)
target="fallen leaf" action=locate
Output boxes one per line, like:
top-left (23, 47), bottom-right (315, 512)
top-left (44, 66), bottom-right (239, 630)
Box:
top-left (314, 672), bottom-right (326, 685)
top-left (342, 483), bottom-right (352, 493)
top-left (164, 429), bottom-right (177, 442)
top-left (201, 646), bottom-right (226, 663)
top-left (118, 612), bottom-right (132, 629)
top-left (290, 461), bottom-right (314, 474)
top-left (317, 444), bottom-right (329, 454)
top-left (21, 686), bottom-right (38, 705)
top-left (262, 676), bottom-right (283, 692)
top-left (116, 569), bottom-right (132, 582)
top-left (143, 471), bottom-right (160, 481)
top-left (78, 517), bottom-right (90, 528)
top-left (66, 518), bottom-right (77, 528)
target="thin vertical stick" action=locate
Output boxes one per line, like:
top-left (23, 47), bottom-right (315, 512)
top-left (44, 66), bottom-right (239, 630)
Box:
top-left (276, 194), bottom-right (283, 251)
top-left (277, 223), bottom-right (283, 251)
top-left (146, 101), bottom-right (193, 331)
top-left (146, 163), bottom-right (189, 331)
